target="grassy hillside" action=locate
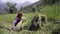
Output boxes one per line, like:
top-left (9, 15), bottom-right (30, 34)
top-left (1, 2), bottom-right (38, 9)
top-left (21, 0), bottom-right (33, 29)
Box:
top-left (0, 4), bottom-right (60, 34)
top-left (41, 4), bottom-right (60, 20)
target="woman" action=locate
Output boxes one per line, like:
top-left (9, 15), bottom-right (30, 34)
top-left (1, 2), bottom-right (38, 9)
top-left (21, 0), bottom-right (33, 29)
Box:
top-left (11, 11), bottom-right (22, 32)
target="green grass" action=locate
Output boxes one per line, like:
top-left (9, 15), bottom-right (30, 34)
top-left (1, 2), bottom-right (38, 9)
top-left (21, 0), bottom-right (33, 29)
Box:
top-left (41, 4), bottom-right (60, 20)
top-left (0, 13), bottom-right (40, 34)
top-left (0, 13), bottom-right (59, 34)
top-left (0, 4), bottom-right (60, 34)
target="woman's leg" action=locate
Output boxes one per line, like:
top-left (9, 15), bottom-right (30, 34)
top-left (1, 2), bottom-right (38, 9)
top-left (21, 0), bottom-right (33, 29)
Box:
top-left (11, 20), bottom-right (17, 32)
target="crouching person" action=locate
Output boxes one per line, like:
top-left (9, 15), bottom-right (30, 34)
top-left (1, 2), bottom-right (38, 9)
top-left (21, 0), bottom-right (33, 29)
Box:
top-left (29, 15), bottom-right (40, 31)
top-left (11, 11), bottom-right (23, 32)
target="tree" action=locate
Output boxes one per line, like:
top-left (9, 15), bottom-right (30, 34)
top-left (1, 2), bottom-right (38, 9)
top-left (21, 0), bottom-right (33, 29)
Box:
top-left (32, 7), bottom-right (35, 12)
top-left (5, 2), bottom-right (17, 14)
top-left (43, 0), bottom-right (60, 5)
top-left (31, 5), bottom-right (36, 12)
